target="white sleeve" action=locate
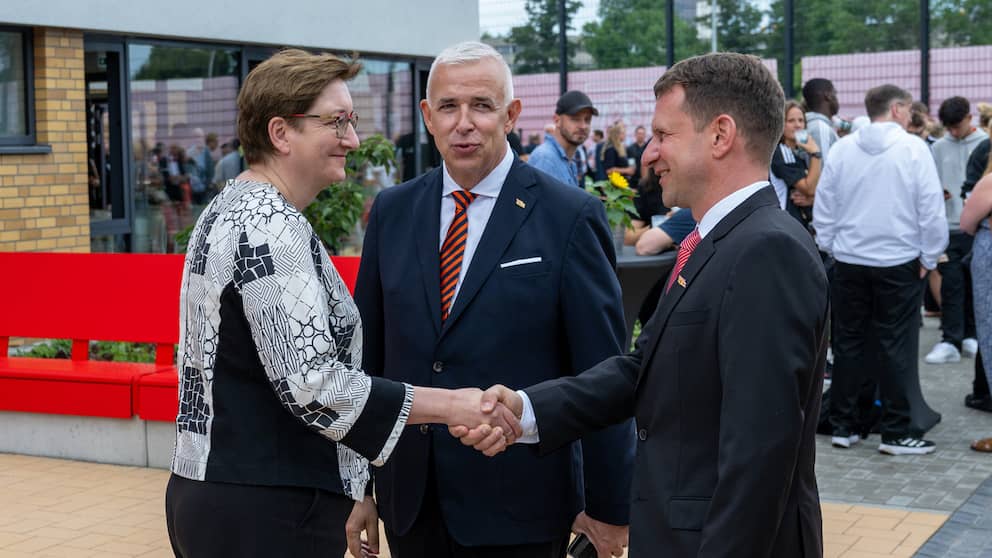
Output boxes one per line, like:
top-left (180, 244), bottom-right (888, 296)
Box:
top-left (237, 210), bottom-right (412, 465)
top-left (813, 155), bottom-right (839, 255)
top-left (916, 147), bottom-right (950, 269)
top-left (516, 390), bottom-right (541, 444)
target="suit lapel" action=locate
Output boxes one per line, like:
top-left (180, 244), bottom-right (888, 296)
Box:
top-left (637, 186), bottom-right (780, 383)
top-left (441, 161), bottom-right (537, 336)
top-left (414, 170), bottom-right (444, 336)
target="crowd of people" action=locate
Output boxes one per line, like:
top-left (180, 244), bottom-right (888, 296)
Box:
top-left (164, 41), bottom-right (991, 558)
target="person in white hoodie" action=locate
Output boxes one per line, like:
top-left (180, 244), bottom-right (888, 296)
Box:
top-left (814, 84), bottom-right (949, 456)
top-left (925, 96), bottom-right (987, 365)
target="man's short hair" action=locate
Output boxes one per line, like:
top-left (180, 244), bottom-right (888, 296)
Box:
top-left (593, 129), bottom-right (604, 139)
top-left (937, 96), bottom-right (971, 127)
top-left (864, 84), bottom-right (911, 120)
top-left (653, 52), bottom-right (784, 164)
top-left (427, 41), bottom-right (513, 105)
top-left (237, 49), bottom-right (360, 165)
top-left (802, 78), bottom-right (835, 107)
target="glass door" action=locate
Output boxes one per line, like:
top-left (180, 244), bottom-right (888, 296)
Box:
top-left (84, 39), bottom-right (132, 252)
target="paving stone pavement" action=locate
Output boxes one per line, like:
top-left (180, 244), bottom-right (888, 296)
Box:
top-left (816, 317), bottom-right (992, 512)
top-left (914, 475), bottom-right (992, 558)
top-left (1, 318), bottom-right (990, 557)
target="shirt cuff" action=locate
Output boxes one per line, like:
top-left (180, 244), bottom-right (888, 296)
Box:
top-left (516, 390), bottom-right (540, 444)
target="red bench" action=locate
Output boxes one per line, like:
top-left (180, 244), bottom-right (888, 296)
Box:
top-left (0, 252), bottom-right (185, 418)
top-left (132, 254), bottom-right (361, 422)
top-left (0, 251), bottom-right (361, 423)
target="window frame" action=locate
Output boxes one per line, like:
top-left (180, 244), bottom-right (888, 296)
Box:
top-left (0, 25), bottom-right (37, 147)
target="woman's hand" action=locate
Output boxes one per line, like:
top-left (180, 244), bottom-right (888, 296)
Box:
top-left (799, 134), bottom-right (820, 154)
top-left (790, 189), bottom-right (814, 207)
top-left (345, 495), bottom-right (379, 557)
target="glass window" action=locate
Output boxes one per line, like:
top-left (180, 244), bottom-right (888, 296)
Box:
top-left (338, 59), bottom-right (413, 254)
top-left (127, 43), bottom-right (239, 253)
top-left (0, 27), bottom-right (32, 144)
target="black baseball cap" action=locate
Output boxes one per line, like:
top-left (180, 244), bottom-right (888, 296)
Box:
top-left (555, 90), bottom-right (599, 116)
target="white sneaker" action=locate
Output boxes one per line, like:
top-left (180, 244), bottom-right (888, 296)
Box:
top-left (925, 342), bottom-right (961, 364)
top-left (962, 338), bottom-right (978, 358)
top-left (831, 434), bottom-right (861, 448)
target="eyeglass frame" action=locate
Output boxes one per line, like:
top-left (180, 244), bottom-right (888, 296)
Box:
top-left (287, 111), bottom-right (359, 138)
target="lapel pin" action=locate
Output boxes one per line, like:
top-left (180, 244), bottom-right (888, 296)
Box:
top-left (677, 275), bottom-right (687, 288)
top-left (515, 198), bottom-right (526, 208)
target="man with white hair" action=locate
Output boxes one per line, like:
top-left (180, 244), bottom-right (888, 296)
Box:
top-left (352, 41), bottom-right (635, 558)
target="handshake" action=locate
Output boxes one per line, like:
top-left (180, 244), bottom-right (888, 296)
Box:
top-left (441, 385), bottom-right (525, 456)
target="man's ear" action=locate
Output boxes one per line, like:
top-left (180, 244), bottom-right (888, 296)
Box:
top-left (267, 116), bottom-right (291, 156)
top-left (505, 98), bottom-right (523, 133)
top-left (711, 114), bottom-right (737, 159)
top-left (420, 99), bottom-right (435, 136)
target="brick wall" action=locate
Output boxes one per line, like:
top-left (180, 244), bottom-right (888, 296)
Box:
top-left (0, 27), bottom-right (89, 252)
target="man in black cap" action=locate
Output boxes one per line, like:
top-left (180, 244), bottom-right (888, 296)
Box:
top-left (528, 90), bottom-right (598, 187)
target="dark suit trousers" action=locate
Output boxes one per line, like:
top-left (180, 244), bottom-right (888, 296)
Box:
top-left (830, 260), bottom-right (922, 438)
top-left (384, 450), bottom-right (569, 558)
top-left (165, 474), bottom-right (351, 558)
top-left (939, 230), bottom-right (976, 347)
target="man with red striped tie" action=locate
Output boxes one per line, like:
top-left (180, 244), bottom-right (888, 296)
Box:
top-left (353, 41), bottom-right (635, 558)
top-left (458, 53), bottom-right (830, 557)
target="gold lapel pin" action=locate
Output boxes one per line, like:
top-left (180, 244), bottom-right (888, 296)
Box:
top-left (677, 275), bottom-right (687, 288)
top-left (515, 198), bottom-right (526, 208)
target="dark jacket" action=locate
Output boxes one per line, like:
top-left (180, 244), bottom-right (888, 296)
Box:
top-left (526, 186), bottom-right (828, 556)
top-left (355, 159), bottom-right (635, 545)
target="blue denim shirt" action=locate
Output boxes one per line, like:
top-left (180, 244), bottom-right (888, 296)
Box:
top-left (527, 134), bottom-right (580, 187)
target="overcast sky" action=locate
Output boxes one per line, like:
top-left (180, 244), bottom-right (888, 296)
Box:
top-left (479, 0), bottom-right (601, 36)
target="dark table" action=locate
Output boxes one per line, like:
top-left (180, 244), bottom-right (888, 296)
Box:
top-left (615, 245), bottom-right (676, 349)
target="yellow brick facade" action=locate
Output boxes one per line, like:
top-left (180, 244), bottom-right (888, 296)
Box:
top-left (0, 27), bottom-right (89, 253)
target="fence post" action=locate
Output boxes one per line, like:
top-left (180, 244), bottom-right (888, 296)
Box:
top-left (784, 0), bottom-right (794, 99)
top-left (558, 0), bottom-right (568, 95)
top-left (666, 0), bottom-right (675, 68)
top-left (920, 0), bottom-right (930, 106)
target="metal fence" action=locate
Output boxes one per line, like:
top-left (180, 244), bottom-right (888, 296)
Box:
top-left (481, 0), bottom-right (992, 142)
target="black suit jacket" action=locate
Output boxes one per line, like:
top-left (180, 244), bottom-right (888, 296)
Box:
top-left (355, 159), bottom-right (636, 545)
top-left (526, 186), bottom-right (828, 556)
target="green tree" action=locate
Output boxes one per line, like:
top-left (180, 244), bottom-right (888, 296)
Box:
top-left (133, 46), bottom-right (238, 81)
top-left (932, 0), bottom-right (992, 46)
top-left (703, 0), bottom-right (766, 56)
top-left (582, 0), bottom-right (706, 69)
top-left (505, 0), bottom-right (582, 74)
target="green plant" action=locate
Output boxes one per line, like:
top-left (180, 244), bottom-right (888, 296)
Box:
top-left (304, 134), bottom-right (397, 253)
top-left (23, 339), bottom-right (72, 358)
top-left (584, 171), bottom-right (638, 230)
top-left (175, 224), bottom-right (194, 253)
top-left (20, 339), bottom-right (158, 363)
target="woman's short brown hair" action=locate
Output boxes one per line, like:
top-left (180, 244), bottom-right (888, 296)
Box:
top-left (237, 48), bottom-right (361, 164)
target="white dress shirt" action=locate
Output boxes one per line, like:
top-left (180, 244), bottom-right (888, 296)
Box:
top-left (439, 144), bottom-right (515, 304)
top-left (516, 181), bottom-right (771, 443)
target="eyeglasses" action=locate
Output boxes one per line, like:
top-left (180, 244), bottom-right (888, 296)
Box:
top-left (288, 111), bottom-right (359, 138)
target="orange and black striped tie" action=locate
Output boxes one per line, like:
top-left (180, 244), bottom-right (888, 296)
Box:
top-left (440, 190), bottom-right (478, 322)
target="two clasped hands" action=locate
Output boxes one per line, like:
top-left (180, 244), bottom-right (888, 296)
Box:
top-left (442, 385), bottom-right (629, 558)
top-left (445, 384), bottom-right (523, 456)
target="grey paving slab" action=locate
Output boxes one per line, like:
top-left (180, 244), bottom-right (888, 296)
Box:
top-left (913, 475), bottom-right (992, 557)
top-left (815, 317), bottom-right (992, 513)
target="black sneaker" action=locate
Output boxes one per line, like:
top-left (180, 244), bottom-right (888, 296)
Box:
top-left (878, 437), bottom-right (936, 455)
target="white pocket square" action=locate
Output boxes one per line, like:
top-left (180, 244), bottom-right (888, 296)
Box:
top-left (500, 257), bottom-right (542, 269)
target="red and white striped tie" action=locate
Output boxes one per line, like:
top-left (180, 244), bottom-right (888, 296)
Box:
top-left (440, 190), bottom-right (478, 322)
top-left (665, 228), bottom-right (701, 293)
